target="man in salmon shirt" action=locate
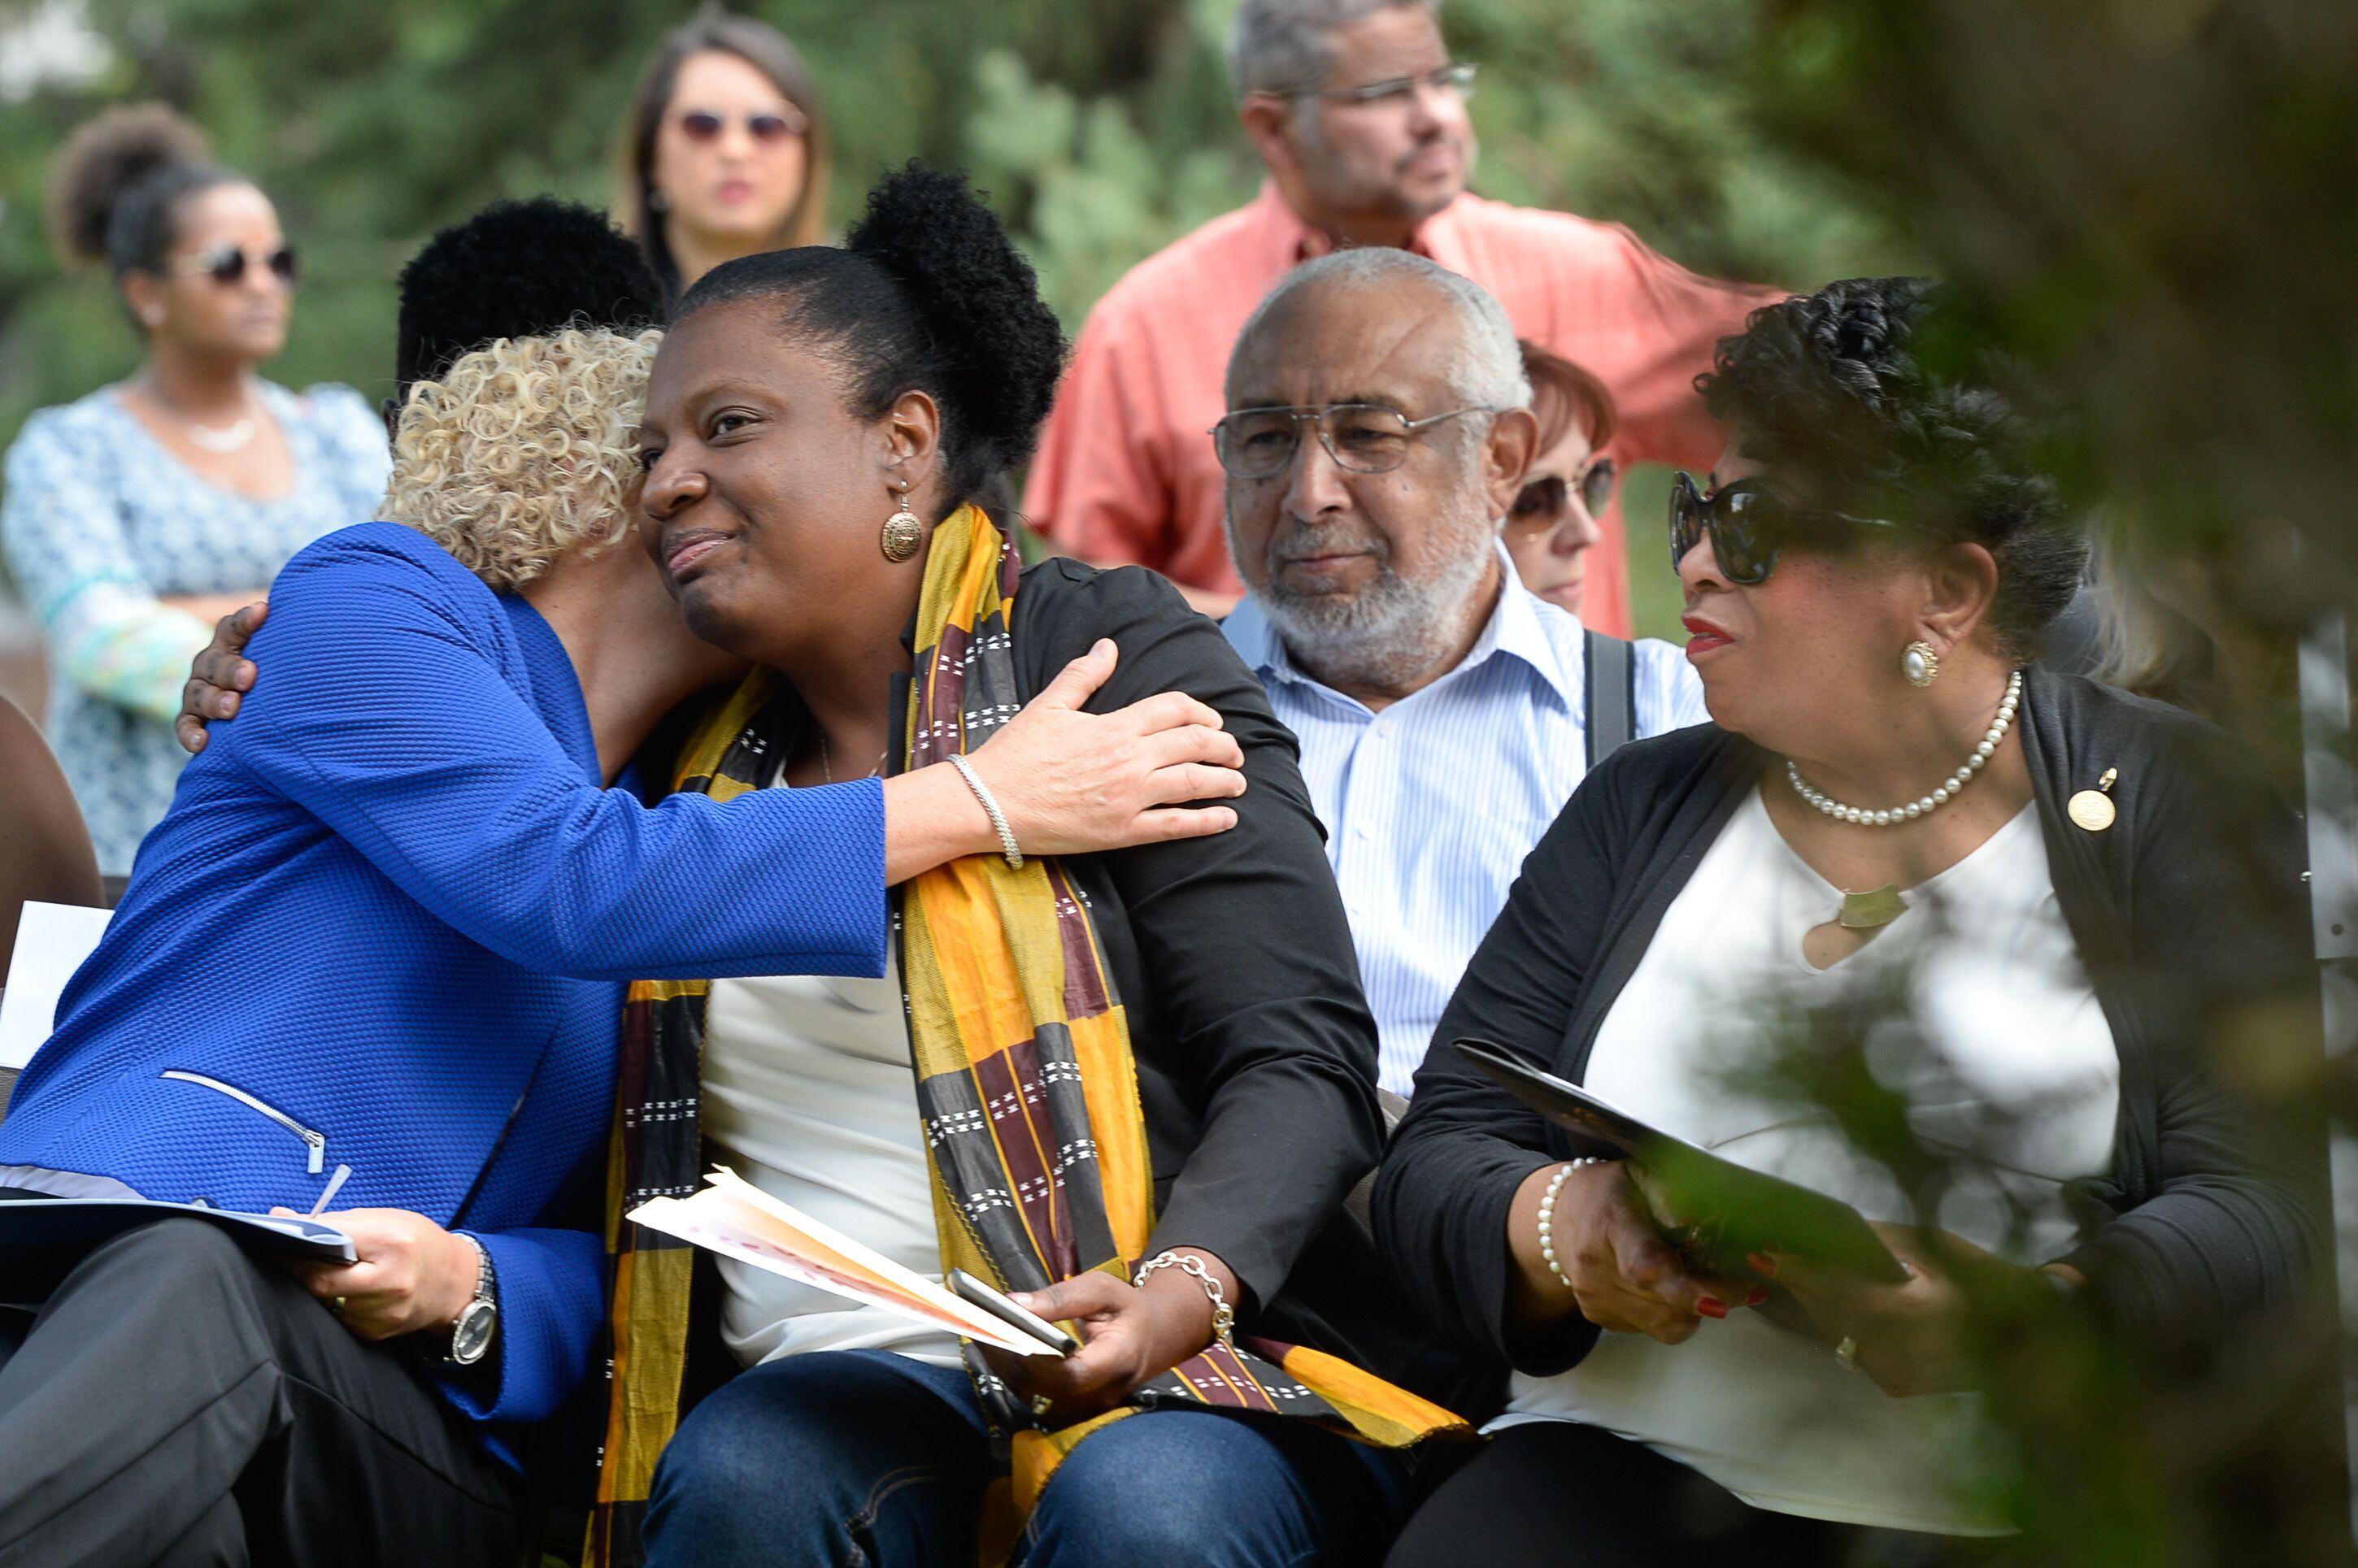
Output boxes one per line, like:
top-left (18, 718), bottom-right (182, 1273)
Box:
top-left (1025, 0), bottom-right (1779, 629)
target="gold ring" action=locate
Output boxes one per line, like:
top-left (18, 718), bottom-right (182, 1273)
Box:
top-left (330, 1296), bottom-right (346, 1318)
top-left (1834, 1335), bottom-right (1860, 1371)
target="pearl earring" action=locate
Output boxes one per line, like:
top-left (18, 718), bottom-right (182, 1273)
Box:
top-left (880, 490), bottom-right (922, 562)
top-left (1902, 640), bottom-right (1941, 688)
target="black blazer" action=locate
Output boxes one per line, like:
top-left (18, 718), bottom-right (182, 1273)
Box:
top-left (923, 556), bottom-right (1462, 1403)
top-left (1373, 666), bottom-right (2326, 1401)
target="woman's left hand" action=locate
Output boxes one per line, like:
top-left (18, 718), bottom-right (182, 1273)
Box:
top-left (272, 1206), bottom-right (481, 1343)
top-left (979, 1253), bottom-right (1233, 1420)
top-left (1765, 1223), bottom-right (2020, 1398)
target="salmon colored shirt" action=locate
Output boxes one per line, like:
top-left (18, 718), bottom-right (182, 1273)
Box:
top-left (1024, 182), bottom-right (1779, 636)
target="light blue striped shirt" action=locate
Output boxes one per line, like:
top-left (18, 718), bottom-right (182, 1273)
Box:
top-left (1225, 558), bottom-right (1710, 1096)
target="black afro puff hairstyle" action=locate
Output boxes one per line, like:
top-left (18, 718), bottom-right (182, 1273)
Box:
top-left (676, 162), bottom-right (1067, 512)
top-left (394, 198), bottom-right (666, 403)
top-left (44, 102), bottom-right (231, 279)
top-left (1699, 276), bottom-right (2085, 658)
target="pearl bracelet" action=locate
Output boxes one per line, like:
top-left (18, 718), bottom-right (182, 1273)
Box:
top-left (1133, 1249), bottom-right (1235, 1346)
top-left (946, 753), bottom-right (1025, 870)
top-left (1536, 1157), bottom-right (1612, 1293)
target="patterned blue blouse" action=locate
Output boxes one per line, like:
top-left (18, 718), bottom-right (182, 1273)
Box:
top-left (2, 381), bottom-right (390, 872)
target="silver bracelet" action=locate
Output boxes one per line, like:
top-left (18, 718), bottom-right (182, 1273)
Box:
top-left (1535, 1157), bottom-right (1612, 1293)
top-left (946, 752), bottom-right (1024, 870)
top-left (1133, 1249), bottom-right (1235, 1346)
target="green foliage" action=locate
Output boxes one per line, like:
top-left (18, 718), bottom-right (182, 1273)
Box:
top-left (0, 0), bottom-right (1905, 454)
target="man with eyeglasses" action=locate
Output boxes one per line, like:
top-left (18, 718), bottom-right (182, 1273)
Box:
top-left (1026, 0), bottom-right (1777, 633)
top-left (1217, 250), bottom-right (1708, 1099)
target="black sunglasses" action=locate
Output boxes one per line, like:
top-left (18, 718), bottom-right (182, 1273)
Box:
top-left (1506, 455), bottom-right (1617, 539)
top-left (168, 244), bottom-right (300, 288)
top-left (1668, 471), bottom-right (1910, 585)
top-left (677, 108), bottom-right (806, 144)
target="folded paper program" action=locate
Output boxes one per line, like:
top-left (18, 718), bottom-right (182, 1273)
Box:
top-left (626, 1167), bottom-right (1068, 1358)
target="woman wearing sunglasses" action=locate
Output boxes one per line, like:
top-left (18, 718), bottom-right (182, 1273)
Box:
top-left (0, 103), bottom-right (388, 875)
top-left (1501, 340), bottom-right (1618, 617)
top-left (1373, 277), bottom-right (2322, 1564)
top-left (617, 7), bottom-right (830, 302)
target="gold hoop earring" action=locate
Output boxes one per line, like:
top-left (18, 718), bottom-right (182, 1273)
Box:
top-left (881, 496), bottom-right (923, 562)
top-left (1902, 640), bottom-right (1941, 688)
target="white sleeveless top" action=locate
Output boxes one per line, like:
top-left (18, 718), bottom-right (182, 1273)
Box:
top-left (700, 937), bottom-right (960, 1369)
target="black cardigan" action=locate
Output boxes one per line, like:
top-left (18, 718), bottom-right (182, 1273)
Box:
top-left (1373, 666), bottom-right (2326, 1398)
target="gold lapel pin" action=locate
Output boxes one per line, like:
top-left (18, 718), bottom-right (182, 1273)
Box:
top-left (2068, 767), bottom-right (2119, 832)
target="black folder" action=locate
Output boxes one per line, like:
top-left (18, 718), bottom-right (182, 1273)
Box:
top-left (1453, 1038), bottom-right (1908, 1284)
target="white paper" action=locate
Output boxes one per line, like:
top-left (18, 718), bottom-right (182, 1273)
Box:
top-left (0, 901), bottom-right (111, 1071)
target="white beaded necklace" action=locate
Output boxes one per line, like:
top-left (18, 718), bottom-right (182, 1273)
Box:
top-left (184, 415), bottom-right (257, 454)
top-left (1786, 668), bottom-right (2023, 827)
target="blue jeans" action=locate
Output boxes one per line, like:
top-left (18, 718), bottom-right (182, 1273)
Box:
top-left (643, 1349), bottom-right (1407, 1567)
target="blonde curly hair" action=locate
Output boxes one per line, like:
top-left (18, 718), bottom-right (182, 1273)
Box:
top-left (384, 326), bottom-right (663, 590)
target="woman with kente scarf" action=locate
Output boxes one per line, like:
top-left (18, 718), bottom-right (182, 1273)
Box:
top-left (587, 165), bottom-right (1464, 1568)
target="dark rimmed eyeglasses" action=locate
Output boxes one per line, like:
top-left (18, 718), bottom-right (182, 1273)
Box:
top-left (1211, 402), bottom-right (1493, 480)
top-left (1668, 471), bottom-right (1912, 585)
top-left (677, 107), bottom-right (807, 144)
top-left (167, 244), bottom-right (299, 288)
top-left (1505, 455), bottom-right (1617, 540)
top-left (1292, 62), bottom-right (1477, 106)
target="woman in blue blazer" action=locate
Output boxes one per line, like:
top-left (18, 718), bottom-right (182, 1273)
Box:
top-left (0, 201), bottom-right (1243, 1568)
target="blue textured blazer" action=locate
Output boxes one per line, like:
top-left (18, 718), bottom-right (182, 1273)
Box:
top-left (0, 523), bottom-right (887, 1451)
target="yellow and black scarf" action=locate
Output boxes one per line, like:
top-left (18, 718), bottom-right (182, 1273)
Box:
top-left (588, 506), bottom-right (1465, 1566)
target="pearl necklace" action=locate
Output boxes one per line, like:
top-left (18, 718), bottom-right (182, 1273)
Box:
top-left (1786, 669), bottom-right (2022, 827)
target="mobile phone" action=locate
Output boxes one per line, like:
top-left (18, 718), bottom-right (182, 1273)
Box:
top-left (948, 1269), bottom-right (1081, 1356)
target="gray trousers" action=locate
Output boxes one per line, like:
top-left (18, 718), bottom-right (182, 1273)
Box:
top-left (0, 1210), bottom-right (524, 1568)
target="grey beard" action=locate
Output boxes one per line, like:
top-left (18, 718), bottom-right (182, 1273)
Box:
top-left (1250, 513), bottom-right (1498, 695)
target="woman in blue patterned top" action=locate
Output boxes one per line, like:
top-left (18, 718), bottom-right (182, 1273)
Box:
top-left (2, 104), bottom-right (389, 873)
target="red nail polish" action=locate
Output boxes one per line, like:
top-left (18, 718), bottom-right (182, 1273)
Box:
top-left (1746, 1287), bottom-right (1769, 1307)
top-left (1747, 1252), bottom-right (1777, 1277)
top-left (1696, 1297), bottom-right (1729, 1318)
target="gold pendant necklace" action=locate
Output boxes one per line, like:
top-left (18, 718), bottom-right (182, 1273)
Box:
top-left (1838, 884), bottom-right (1908, 930)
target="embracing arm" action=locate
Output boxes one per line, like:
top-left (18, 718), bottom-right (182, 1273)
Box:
top-left (229, 533), bottom-right (886, 981)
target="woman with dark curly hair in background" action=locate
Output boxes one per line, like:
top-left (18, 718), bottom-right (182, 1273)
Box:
top-left (585, 163), bottom-right (1466, 1568)
top-left (1, 103), bottom-right (388, 875)
top-left (616, 6), bottom-right (832, 302)
top-left (1373, 277), bottom-right (2324, 1565)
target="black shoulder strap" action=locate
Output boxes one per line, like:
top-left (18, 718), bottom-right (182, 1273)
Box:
top-left (1583, 628), bottom-right (1636, 770)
